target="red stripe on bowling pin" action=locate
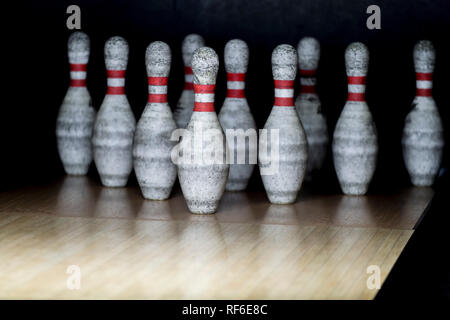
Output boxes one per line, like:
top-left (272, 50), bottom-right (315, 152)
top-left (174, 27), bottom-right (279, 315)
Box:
top-left (416, 72), bottom-right (432, 97)
top-left (147, 76), bottom-right (168, 103)
top-left (106, 70), bottom-right (126, 95)
top-left (70, 64), bottom-right (87, 71)
top-left (70, 79), bottom-right (86, 87)
top-left (299, 68), bottom-right (316, 94)
top-left (184, 66), bottom-right (194, 90)
top-left (299, 69), bottom-right (316, 76)
top-left (274, 80), bottom-right (294, 106)
top-left (193, 84), bottom-right (215, 112)
top-left (69, 63), bottom-right (87, 87)
top-left (347, 76), bottom-right (366, 101)
top-left (226, 73), bottom-right (245, 98)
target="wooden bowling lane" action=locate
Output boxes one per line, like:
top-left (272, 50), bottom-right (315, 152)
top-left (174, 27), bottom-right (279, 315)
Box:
top-left (0, 176), bottom-right (433, 299)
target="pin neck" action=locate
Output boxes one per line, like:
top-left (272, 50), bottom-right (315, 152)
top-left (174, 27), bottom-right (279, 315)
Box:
top-left (347, 76), bottom-right (366, 102)
top-left (193, 83), bottom-right (215, 112)
top-left (299, 69), bottom-right (316, 94)
top-left (226, 73), bottom-right (246, 98)
top-left (106, 70), bottom-right (126, 95)
top-left (69, 63), bottom-right (87, 87)
top-left (415, 72), bottom-right (433, 97)
top-left (274, 80), bottom-right (295, 107)
top-left (148, 76), bottom-right (168, 103)
top-left (184, 66), bottom-right (194, 90)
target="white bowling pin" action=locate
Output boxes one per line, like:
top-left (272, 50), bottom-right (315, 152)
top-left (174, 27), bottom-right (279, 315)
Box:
top-left (56, 31), bottom-right (96, 175)
top-left (133, 41), bottom-right (177, 200)
top-left (218, 39), bottom-right (257, 191)
top-left (176, 47), bottom-right (229, 214)
top-left (295, 37), bottom-right (328, 179)
top-left (92, 36), bottom-right (136, 187)
top-left (173, 34), bottom-right (205, 128)
top-left (332, 42), bottom-right (378, 195)
top-left (402, 40), bottom-right (444, 187)
top-left (259, 44), bottom-right (308, 204)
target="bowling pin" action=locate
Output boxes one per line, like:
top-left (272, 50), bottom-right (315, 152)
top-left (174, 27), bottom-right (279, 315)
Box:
top-left (92, 36), bottom-right (136, 187)
top-left (332, 42), bottom-right (378, 195)
top-left (218, 39), bottom-right (257, 191)
top-left (259, 44), bottom-right (308, 204)
top-left (56, 31), bottom-right (96, 175)
top-left (295, 37), bottom-right (328, 180)
top-left (402, 40), bottom-right (444, 186)
top-left (176, 47), bottom-right (229, 214)
top-left (133, 41), bottom-right (177, 200)
top-left (173, 34), bottom-right (205, 128)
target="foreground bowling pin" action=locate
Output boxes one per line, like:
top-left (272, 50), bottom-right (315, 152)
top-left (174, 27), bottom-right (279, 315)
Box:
top-left (295, 37), bottom-right (328, 179)
top-left (133, 41), bottom-right (177, 200)
top-left (56, 31), bottom-right (96, 175)
top-left (92, 36), bottom-right (136, 187)
top-left (259, 44), bottom-right (308, 204)
top-left (177, 47), bottom-right (229, 214)
top-left (332, 42), bottom-right (378, 195)
top-left (402, 40), bottom-right (444, 186)
top-left (218, 39), bottom-right (257, 191)
top-left (173, 34), bottom-right (205, 128)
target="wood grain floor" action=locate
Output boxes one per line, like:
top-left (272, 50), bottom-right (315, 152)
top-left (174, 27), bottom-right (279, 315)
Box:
top-left (0, 177), bottom-right (433, 299)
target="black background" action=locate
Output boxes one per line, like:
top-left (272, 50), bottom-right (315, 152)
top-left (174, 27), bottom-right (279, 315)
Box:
top-left (2, 0), bottom-right (450, 302)
top-left (3, 0), bottom-right (450, 191)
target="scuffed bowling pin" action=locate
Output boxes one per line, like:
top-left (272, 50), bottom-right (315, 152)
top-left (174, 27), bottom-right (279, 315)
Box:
top-left (402, 40), bottom-right (444, 187)
top-left (332, 42), bottom-right (378, 195)
top-left (133, 41), bottom-right (177, 200)
top-left (219, 39), bottom-right (257, 191)
top-left (259, 44), bottom-right (308, 204)
top-left (173, 34), bottom-right (205, 128)
top-left (56, 32), bottom-right (96, 175)
top-left (295, 37), bottom-right (328, 179)
top-left (177, 47), bottom-right (229, 214)
top-left (92, 36), bottom-right (136, 187)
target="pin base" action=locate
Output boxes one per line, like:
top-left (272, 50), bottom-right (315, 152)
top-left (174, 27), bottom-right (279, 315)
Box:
top-left (186, 199), bottom-right (220, 214)
top-left (63, 163), bottom-right (90, 176)
top-left (410, 175), bottom-right (435, 187)
top-left (225, 180), bottom-right (248, 192)
top-left (99, 175), bottom-right (129, 188)
top-left (340, 182), bottom-right (369, 196)
top-left (266, 191), bottom-right (298, 205)
top-left (140, 187), bottom-right (172, 201)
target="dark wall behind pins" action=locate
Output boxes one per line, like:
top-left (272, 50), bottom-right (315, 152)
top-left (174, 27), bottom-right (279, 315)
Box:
top-left (2, 0), bottom-right (450, 191)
